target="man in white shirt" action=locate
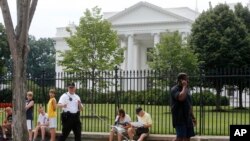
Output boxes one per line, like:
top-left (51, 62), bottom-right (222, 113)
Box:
top-left (33, 106), bottom-right (49, 141)
top-left (57, 82), bottom-right (83, 141)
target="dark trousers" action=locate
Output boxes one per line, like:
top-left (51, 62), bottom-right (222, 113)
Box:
top-left (58, 112), bottom-right (82, 141)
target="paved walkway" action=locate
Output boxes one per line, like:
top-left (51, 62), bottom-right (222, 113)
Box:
top-left (48, 132), bottom-right (229, 141)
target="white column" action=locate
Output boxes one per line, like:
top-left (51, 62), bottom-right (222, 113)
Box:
top-left (134, 42), bottom-right (140, 70)
top-left (127, 34), bottom-right (134, 70)
top-left (153, 33), bottom-right (160, 47)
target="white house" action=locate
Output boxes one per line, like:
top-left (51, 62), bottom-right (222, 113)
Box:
top-left (53, 1), bottom-right (250, 107)
top-left (54, 1), bottom-right (199, 72)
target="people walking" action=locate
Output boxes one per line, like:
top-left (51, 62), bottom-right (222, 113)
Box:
top-left (170, 73), bottom-right (196, 141)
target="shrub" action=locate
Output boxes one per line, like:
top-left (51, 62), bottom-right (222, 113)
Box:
top-left (192, 91), bottom-right (229, 106)
top-left (119, 89), bottom-right (170, 105)
top-left (0, 88), bottom-right (12, 103)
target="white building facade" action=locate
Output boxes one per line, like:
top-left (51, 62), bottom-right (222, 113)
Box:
top-left (54, 1), bottom-right (199, 72)
top-left (53, 2), bottom-right (250, 106)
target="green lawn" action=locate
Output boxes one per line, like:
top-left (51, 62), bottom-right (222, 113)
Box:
top-left (1, 104), bottom-right (249, 135)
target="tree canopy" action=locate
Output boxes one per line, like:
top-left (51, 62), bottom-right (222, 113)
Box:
top-left (190, 4), bottom-right (250, 69)
top-left (147, 31), bottom-right (199, 87)
top-left (190, 3), bottom-right (250, 109)
top-left (27, 36), bottom-right (56, 84)
top-left (59, 7), bottom-right (124, 72)
top-left (0, 23), bottom-right (10, 76)
top-left (234, 3), bottom-right (250, 32)
top-left (148, 31), bottom-right (199, 75)
top-left (1, 35), bottom-right (56, 82)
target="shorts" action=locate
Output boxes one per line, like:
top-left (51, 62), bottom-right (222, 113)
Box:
top-left (136, 127), bottom-right (149, 137)
top-left (49, 118), bottom-right (57, 128)
top-left (112, 126), bottom-right (126, 134)
top-left (26, 120), bottom-right (33, 130)
top-left (175, 125), bottom-right (195, 138)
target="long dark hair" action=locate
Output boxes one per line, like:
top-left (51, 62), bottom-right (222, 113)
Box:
top-left (118, 108), bottom-right (125, 117)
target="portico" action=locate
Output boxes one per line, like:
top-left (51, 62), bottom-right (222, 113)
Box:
top-left (54, 1), bottom-right (199, 72)
top-left (119, 32), bottom-right (160, 70)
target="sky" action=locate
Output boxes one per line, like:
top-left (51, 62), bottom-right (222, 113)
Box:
top-left (0, 0), bottom-right (249, 38)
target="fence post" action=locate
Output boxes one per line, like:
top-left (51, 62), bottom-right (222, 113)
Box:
top-left (42, 69), bottom-right (46, 107)
top-left (91, 69), bottom-right (95, 116)
top-left (199, 65), bottom-right (205, 135)
top-left (114, 66), bottom-right (119, 113)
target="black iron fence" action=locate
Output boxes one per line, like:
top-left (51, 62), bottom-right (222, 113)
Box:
top-left (0, 68), bottom-right (250, 135)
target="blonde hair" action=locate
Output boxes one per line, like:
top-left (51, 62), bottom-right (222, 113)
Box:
top-left (27, 91), bottom-right (33, 97)
top-left (49, 89), bottom-right (56, 95)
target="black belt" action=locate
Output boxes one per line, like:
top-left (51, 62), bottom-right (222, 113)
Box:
top-left (62, 111), bottom-right (80, 117)
top-left (64, 111), bottom-right (78, 114)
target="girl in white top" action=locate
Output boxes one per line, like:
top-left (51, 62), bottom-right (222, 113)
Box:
top-left (109, 109), bottom-right (131, 141)
top-left (33, 106), bottom-right (49, 141)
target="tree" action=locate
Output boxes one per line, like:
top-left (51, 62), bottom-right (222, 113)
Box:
top-left (0, 23), bottom-right (10, 76)
top-left (190, 4), bottom-right (250, 110)
top-left (59, 7), bottom-right (123, 72)
top-left (0, 0), bottom-right (38, 140)
top-left (148, 31), bottom-right (199, 86)
top-left (233, 3), bottom-right (250, 109)
top-left (27, 35), bottom-right (56, 86)
top-left (234, 3), bottom-right (250, 32)
top-left (59, 7), bottom-right (124, 114)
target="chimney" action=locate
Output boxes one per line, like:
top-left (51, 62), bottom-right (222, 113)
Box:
top-left (195, 0), bottom-right (199, 12)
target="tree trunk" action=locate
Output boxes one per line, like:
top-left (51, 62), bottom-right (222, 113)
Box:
top-left (215, 88), bottom-right (222, 111)
top-left (12, 44), bottom-right (29, 141)
top-left (0, 0), bottom-right (38, 140)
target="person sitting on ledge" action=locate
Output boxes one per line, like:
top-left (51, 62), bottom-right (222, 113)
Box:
top-left (1, 107), bottom-right (12, 140)
top-left (128, 107), bottom-right (152, 141)
top-left (33, 106), bottom-right (49, 141)
top-left (109, 108), bottom-right (131, 141)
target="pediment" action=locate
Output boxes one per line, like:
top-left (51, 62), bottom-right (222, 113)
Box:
top-left (107, 2), bottom-right (190, 25)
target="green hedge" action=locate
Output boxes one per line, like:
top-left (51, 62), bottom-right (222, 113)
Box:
top-left (0, 86), bottom-right (229, 106)
top-left (0, 89), bottom-right (12, 102)
top-left (192, 91), bottom-right (229, 106)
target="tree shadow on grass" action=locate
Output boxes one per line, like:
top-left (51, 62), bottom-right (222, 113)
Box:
top-left (209, 108), bottom-right (249, 113)
top-left (80, 115), bottom-right (109, 119)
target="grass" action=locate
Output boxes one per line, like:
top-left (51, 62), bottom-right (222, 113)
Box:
top-left (1, 104), bottom-right (249, 135)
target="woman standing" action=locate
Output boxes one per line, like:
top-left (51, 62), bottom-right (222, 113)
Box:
top-left (47, 89), bottom-right (57, 141)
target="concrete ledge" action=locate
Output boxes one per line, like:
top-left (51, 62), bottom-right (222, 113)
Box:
top-left (196, 136), bottom-right (229, 141)
top-left (51, 132), bottom-right (229, 141)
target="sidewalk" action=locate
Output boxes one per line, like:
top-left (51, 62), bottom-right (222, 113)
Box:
top-left (51, 132), bottom-right (229, 141)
